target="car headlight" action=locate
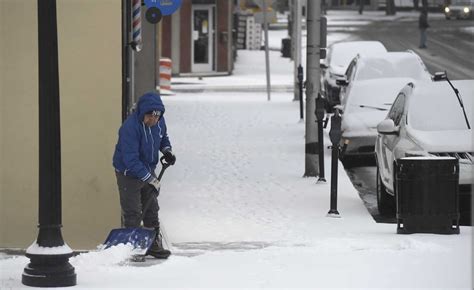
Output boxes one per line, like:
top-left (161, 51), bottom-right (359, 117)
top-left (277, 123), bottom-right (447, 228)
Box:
top-left (463, 7), bottom-right (470, 13)
top-left (445, 7), bottom-right (450, 13)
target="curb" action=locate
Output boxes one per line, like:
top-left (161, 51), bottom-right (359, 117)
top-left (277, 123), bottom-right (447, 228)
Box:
top-left (172, 85), bottom-right (294, 93)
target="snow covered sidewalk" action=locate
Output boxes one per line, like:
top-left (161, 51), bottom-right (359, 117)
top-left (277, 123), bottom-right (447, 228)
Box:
top-left (1, 91), bottom-right (471, 289)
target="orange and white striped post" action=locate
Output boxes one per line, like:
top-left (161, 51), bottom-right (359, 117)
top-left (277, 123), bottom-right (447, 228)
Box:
top-left (159, 58), bottom-right (173, 95)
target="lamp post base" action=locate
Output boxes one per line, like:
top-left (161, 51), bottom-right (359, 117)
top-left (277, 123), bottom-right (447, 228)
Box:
top-left (22, 253), bottom-right (76, 287)
top-left (327, 210), bottom-right (341, 218)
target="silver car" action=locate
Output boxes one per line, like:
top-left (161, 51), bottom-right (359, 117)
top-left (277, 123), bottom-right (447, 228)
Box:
top-left (444, 0), bottom-right (474, 19)
top-left (375, 80), bottom-right (473, 216)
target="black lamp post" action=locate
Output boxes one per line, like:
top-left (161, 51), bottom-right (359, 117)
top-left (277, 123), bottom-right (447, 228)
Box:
top-left (22, 0), bottom-right (76, 287)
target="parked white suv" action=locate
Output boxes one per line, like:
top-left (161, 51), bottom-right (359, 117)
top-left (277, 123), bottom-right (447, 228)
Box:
top-left (320, 41), bottom-right (387, 107)
top-left (337, 51), bottom-right (432, 106)
top-left (340, 77), bottom-right (414, 161)
top-left (374, 79), bottom-right (473, 215)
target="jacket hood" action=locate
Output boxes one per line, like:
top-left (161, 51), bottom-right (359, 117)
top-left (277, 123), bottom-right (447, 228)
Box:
top-left (136, 92), bottom-right (165, 121)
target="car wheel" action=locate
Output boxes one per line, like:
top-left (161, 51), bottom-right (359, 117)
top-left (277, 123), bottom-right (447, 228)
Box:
top-left (376, 165), bottom-right (395, 217)
top-left (445, 16), bottom-right (451, 20)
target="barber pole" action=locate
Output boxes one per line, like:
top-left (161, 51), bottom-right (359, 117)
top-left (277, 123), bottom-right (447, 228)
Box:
top-left (132, 0), bottom-right (142, 51)
top-left (159, 58), bottom-right (173, 95)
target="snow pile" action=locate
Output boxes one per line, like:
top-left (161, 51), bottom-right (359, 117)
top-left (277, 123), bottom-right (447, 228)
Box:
top-left (70, 244), bottom-right (137, 267)
top-left (461, 26), bottom-right (474, 35)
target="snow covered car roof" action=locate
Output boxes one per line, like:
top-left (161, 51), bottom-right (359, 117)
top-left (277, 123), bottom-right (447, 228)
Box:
top-left (354, 52), bottom-right (432, 82)
top-left (328, 41), bottom-right (387, 75)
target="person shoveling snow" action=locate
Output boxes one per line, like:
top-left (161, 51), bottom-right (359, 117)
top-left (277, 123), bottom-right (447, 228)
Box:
top-left (108, 92), bottom-right (176, 260)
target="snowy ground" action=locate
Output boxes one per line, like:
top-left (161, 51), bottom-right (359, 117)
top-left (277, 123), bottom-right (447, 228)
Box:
top-left (2, 91), bottom-right (472, 289)
top-left (1, 10), bottom-right (472, 290)
top-left (461, 26), bottom-right (474, 35)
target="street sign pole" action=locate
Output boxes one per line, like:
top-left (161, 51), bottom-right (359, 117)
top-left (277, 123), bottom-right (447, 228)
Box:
top-left (293, 0), bottom-right (302, 102)
top-left (262, 0), bottom-right (271, 101)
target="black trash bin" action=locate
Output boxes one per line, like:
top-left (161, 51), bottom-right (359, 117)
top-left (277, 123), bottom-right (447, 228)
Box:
top-left (396, 157), bottom-right (460, 234)
top-left (281, 38), bottom-right (291, 58)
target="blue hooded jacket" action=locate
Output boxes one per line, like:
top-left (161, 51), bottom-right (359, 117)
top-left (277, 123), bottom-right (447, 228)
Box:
top-left (113, 92), bottom-right (172, 182)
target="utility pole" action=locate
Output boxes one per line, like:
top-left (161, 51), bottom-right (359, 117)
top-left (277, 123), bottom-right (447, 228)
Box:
top-left (293, 0), bottom-right (302, 102)
top-left (304, 0), bottom-right (321, 177)
top-left (262, 0), bottom-right (271, 101)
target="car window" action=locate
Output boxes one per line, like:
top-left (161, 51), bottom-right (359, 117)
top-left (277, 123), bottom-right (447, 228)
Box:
top-left (388, 93), bottom-right (405, 126)
top-left (408, 82), bottom-right (473, 131)
top-left (355, 55), bottom-right (431, 81)
top-left (451, 0), bottom-right (473, 5)
top-left (327, 49), bottom-right (332, 65)
top-left (345, 59), bottom-right (356, 80)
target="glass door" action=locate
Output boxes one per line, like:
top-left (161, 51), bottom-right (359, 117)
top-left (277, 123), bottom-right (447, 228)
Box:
top-left (192, 5), bottom-right (214, 72)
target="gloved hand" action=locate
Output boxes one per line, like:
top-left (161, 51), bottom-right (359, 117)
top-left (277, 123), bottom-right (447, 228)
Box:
top-left (147, 176), bottom-right (161, 191)
top-left (163, 150), bottom-right (176, 165)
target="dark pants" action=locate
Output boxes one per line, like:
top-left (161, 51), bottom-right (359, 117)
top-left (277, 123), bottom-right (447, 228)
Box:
top-left (115, 171), bottom-right (160, 228)
top-left (419, 28), bottom-right (427, 48)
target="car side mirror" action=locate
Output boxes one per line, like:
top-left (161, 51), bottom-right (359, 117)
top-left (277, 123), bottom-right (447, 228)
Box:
top-left (333, 104), bottom-right (343, 114)
top-left (320, 61), bottom-right (328, 69)
top-left (433, 71), bottom-right (447, 81)
top-left (377, 119), bottom-right (399, 135)
top-left (336, 78), bottom-right (348, 86)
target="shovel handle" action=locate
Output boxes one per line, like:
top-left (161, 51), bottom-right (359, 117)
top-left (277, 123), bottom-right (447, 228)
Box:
top-left (140, 156), bottom-right (171, 221)
top-left (157, 156), bottom-right (170, 181)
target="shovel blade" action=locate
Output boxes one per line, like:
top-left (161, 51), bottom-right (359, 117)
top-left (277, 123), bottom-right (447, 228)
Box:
top-left (103, 228), bottom-right (156, 255)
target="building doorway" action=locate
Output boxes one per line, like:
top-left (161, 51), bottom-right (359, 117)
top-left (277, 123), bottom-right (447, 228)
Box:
top-left (192, 4), bottom-right (215, 72)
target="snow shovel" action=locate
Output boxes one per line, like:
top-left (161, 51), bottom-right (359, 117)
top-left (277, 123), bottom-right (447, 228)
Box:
top-left (103, 156), bottom-right (170, 255)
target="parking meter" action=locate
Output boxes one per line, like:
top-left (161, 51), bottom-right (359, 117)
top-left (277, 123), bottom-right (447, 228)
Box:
top-left (297, 65), bottom-right (304, 84)
top-left (315, 94), bottom-right (326, 122)
top-left (329, 110), bottom-right (342, 146)
top-left (298, 65), bottom-right (304, 120)
top-left (327, 109), bottom-right (342, 217)
top-left (315, 94), bottom-right (326, 182)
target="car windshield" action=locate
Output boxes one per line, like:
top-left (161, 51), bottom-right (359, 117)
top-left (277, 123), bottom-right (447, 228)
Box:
top-left (330, 43), bottom-right (385, 68)
top-left (451, 0), bottom-right (473, 5)
top-left (345, 80), bottom-right (406, 114)
top-left (355, 55), bottom-right (430, 81)
top-left (408, 83), bottom-right (473, 131)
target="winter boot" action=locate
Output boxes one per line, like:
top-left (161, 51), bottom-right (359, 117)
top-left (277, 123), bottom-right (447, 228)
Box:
top-left (146, 229), bottom-right (171, 259)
